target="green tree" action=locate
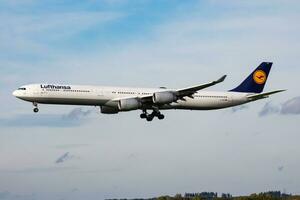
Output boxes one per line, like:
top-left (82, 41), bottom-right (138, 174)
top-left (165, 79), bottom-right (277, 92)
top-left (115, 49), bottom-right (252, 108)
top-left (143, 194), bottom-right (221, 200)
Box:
top-left (192, 196), bottom-right (202, 200)
top-left (174, 194), bottom-right (183, 200)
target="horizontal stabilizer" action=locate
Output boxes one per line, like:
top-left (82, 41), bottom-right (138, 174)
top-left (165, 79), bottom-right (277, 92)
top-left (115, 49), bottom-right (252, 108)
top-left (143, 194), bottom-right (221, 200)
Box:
top-left (247, 90), bottom-right (286, 101)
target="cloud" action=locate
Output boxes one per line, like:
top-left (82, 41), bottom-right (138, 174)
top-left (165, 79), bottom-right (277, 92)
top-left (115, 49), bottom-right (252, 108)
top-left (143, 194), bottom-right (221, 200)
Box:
top-left (0, 191), bottom-right (10, 199)
top-left (258, 102), bottom-right (280, 117)
top-left (0, 191), bottom-right (36, 200)
top-left (0, 0), bottom-right (36, 7)
top-left (259, 96), bottom-right (300, 117)
top-left (0, 10), bottom-right (123, 63)
top-left (71, 188), bottom-right (79, 193)
top-left (231, 105), bottom-right (249, 113)
top-left (0, 166), bottom-right (122, 175)
top-left (0, 167), bottom-right (77, 174)
top-left (0, 107), bottom-right (95, 127)
top-left (55, 144), bottom-right (90, 149)
top-left (62, 107), bottom-right (93, 120)
top-left (55, 152), bottom-right (70, 164)
top-left (278, 166), bottom-right (284, 172)
top-left (280, 96), bottom-right (300, 115)
top-left (55, 152), bottom-right (79, 164)
top-left (127, 153), bottom-right (138, 160)
top-left (74, 168), bottom-right (122, 174)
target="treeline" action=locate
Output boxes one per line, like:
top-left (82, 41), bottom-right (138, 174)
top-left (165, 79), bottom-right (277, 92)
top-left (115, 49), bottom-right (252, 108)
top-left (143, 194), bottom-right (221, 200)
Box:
top-left (107, 191), bottom-right (300, 200)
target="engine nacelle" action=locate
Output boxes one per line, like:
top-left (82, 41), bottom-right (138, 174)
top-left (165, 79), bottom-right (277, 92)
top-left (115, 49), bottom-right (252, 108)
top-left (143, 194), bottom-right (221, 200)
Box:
top-left (152, 92), bottom-right (177, 104)
top-left (100, 106), bottom-right (119, 114)
top-left (118, 98), bottom-right (141, 111)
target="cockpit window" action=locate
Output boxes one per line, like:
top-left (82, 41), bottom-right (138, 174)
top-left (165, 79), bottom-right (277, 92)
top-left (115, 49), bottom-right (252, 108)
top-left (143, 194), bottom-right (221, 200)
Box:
top-left (18, 88), bottom-right (26, 90)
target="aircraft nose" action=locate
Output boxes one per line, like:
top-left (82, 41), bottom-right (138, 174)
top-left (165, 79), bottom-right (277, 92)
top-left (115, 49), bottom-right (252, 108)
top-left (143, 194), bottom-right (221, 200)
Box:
top-left (12, 90), bottom-right (19, 97)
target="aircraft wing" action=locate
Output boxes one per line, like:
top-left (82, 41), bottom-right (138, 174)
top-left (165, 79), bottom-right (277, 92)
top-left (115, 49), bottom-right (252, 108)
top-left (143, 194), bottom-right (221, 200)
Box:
top-left (246, 90), bottom-right (286, 101)
top-left (175, 75), bottom-right (227, 99)
top-left (139, 75), bottom-right (227, 103)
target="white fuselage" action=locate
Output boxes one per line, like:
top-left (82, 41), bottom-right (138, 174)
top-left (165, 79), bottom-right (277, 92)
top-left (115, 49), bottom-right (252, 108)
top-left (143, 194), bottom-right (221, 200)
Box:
top-left (13, 84), bottom-right (250, 111)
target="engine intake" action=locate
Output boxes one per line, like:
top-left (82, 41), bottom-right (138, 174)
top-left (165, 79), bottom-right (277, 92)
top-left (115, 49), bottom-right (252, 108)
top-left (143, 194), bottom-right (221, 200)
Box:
top-left (152, 92), bottom-right (177, 104)
top-left (118, 98), bottom-right (141, 111)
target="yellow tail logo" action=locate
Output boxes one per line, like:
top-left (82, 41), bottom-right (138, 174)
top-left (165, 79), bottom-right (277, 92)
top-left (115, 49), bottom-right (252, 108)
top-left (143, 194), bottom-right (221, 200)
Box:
top-left (253, 70), bottom-right (267, 84)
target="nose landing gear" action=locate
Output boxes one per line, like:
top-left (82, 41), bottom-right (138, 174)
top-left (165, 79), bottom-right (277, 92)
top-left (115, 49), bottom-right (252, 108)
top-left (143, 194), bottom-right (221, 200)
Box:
top-left (33, 102), bottom-right (39, 113)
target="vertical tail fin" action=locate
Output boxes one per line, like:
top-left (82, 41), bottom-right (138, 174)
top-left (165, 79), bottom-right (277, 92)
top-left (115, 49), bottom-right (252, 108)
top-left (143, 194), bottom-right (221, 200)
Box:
top-left (230, 62), bottom-right (272, 93)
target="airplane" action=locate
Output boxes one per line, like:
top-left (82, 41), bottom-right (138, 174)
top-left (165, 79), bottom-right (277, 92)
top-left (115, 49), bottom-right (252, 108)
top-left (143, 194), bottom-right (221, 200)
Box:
top-left (13, 62), bottom-right (285, 121)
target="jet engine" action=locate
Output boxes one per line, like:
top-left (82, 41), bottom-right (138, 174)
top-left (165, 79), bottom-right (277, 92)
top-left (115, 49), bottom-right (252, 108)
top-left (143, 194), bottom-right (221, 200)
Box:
top-left (100, 106), bottom-right (119, 114)
top-left (152, 92), bottom-right (177, 104)
top-left (118, 98), bottom-right (141, 111)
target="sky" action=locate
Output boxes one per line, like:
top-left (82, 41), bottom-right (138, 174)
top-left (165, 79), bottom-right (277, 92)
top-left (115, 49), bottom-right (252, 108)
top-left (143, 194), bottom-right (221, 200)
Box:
top-left (0, 0), bottom-right (300, 199)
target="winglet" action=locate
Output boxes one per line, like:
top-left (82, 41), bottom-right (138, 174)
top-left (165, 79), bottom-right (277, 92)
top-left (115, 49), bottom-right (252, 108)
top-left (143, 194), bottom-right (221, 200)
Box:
top-left (215, 75), bottom-right (227, 83)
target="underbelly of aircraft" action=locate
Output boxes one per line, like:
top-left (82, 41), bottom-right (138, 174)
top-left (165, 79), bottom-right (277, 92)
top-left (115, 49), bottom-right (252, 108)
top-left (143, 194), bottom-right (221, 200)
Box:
top-left (19, 95), bottom-right (240, 111)
top-left (19, 96), bottom-right (109, 106)
top-left (160, 99), bottom-right (235, 110)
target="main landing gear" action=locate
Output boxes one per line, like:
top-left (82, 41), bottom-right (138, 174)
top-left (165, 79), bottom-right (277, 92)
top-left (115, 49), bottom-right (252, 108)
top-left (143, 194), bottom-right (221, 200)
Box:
top-left (140, 108), bottom-right (165, 121)
top-left (33, 102), bottom-right (39, 113)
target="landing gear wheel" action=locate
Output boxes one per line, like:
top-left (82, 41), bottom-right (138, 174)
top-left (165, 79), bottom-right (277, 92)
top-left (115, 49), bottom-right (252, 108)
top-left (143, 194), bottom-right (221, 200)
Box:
top-left (146, 115), bottom-right (154, 122)
top-left (33, 108), bottom-right (39, 113)
top-left (140, 113), bottom-right (147, 119)
top-left (157, 114), bottom-right (165, 120)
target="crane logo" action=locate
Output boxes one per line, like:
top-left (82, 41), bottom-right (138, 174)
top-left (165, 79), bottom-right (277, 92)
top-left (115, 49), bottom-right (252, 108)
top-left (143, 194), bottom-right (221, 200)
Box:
top-left (253, 70), bottom-right (267, 84)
